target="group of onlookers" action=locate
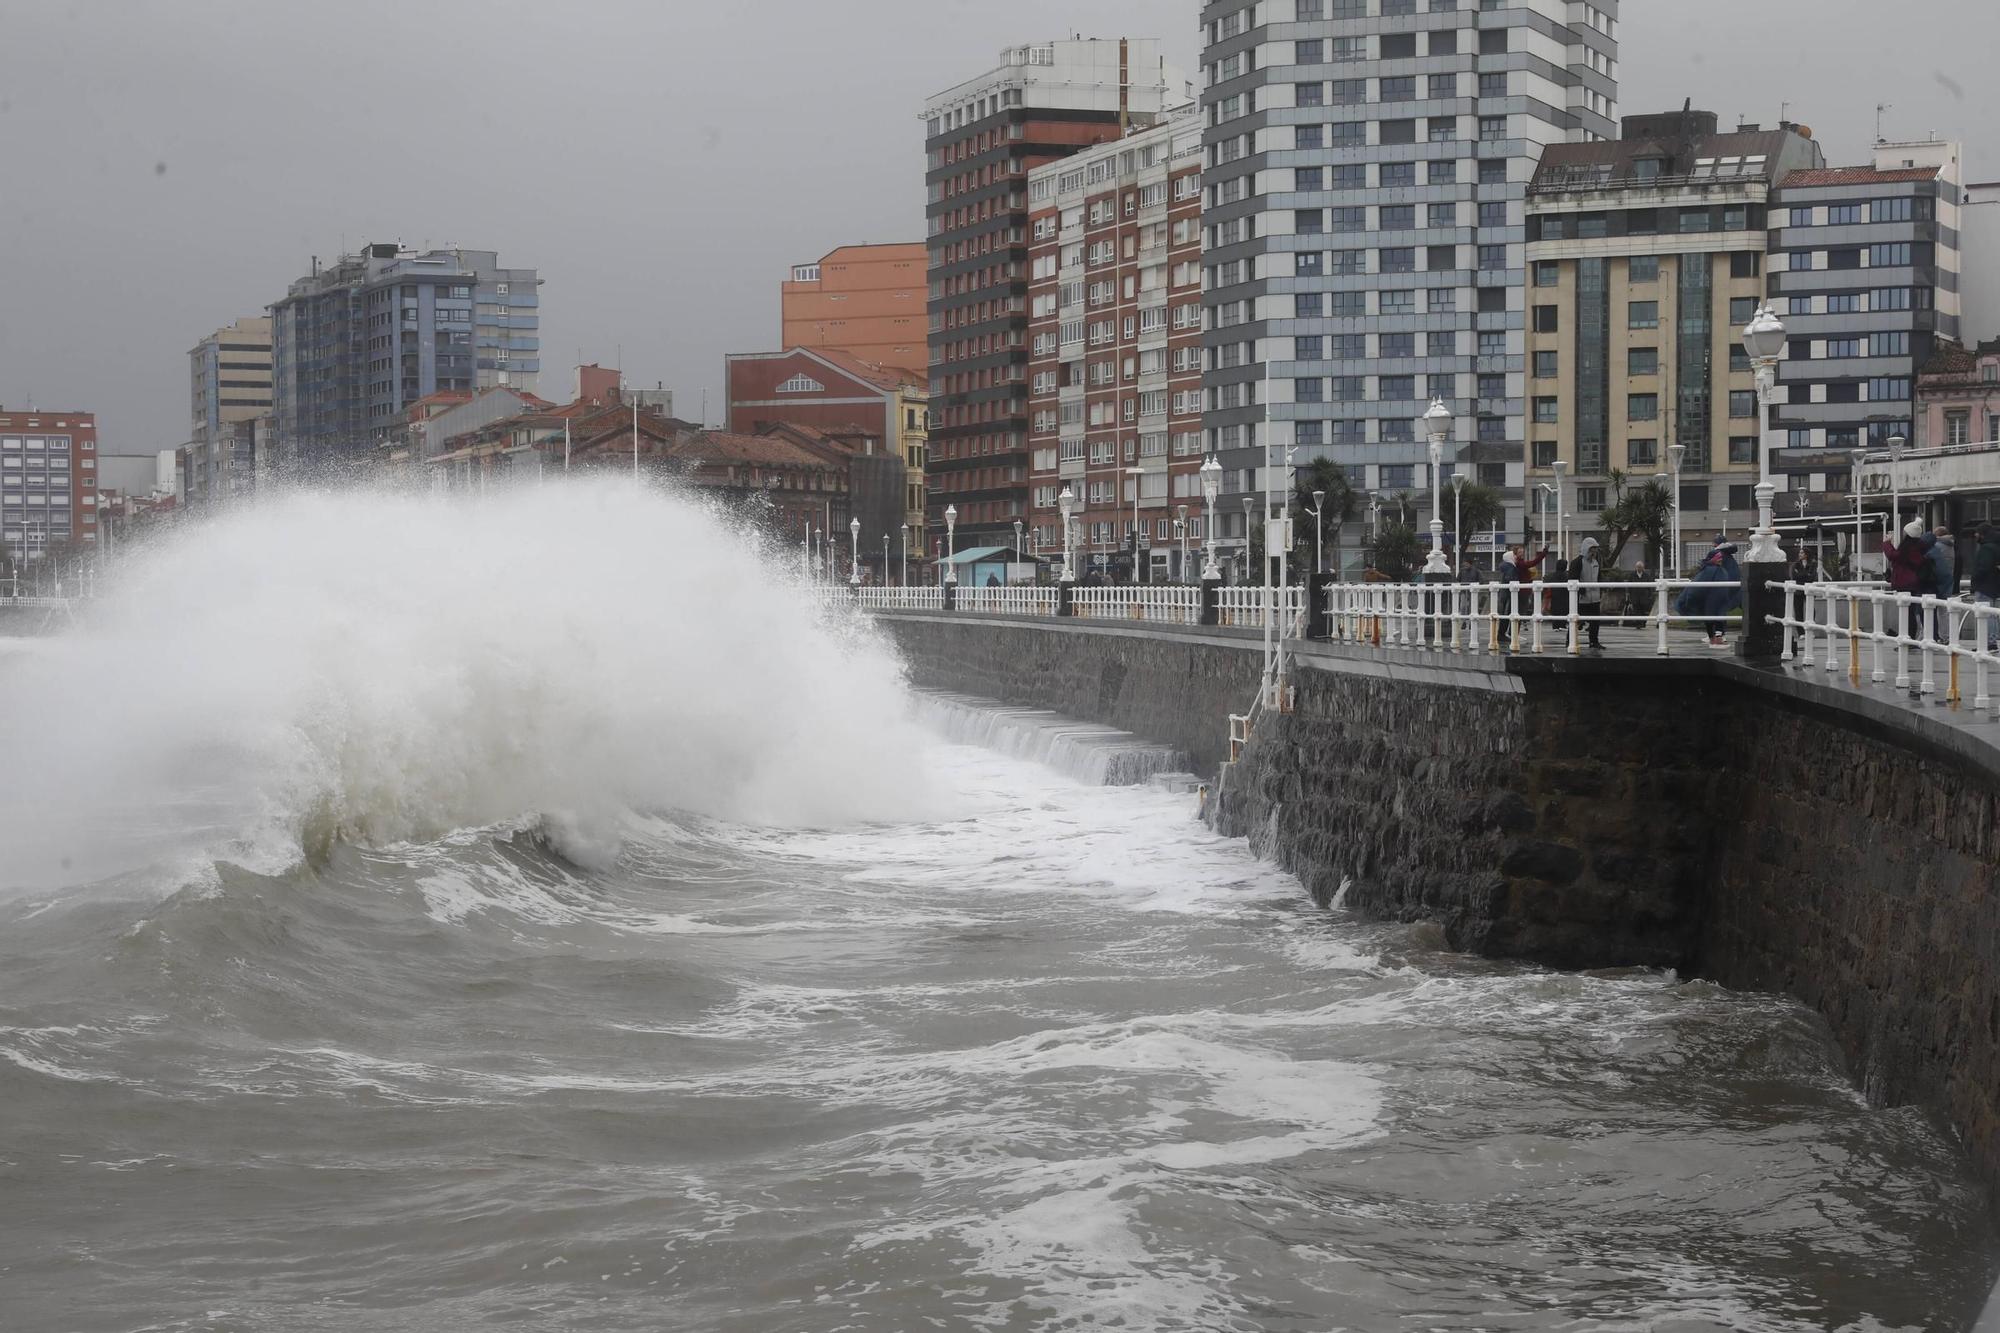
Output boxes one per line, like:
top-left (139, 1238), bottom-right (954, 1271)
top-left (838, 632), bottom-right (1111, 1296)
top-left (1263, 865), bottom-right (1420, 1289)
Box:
top-left (1881, 519), bottom-right (2000, 651)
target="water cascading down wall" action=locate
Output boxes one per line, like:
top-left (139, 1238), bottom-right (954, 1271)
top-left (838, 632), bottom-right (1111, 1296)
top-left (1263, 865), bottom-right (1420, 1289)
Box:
top-left (876, 611), bottom-right (2000, 1211)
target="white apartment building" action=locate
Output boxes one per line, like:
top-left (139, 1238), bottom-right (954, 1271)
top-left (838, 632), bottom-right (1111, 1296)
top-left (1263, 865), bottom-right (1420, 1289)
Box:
top-left (1199, 0), bottom-right (1618, 568)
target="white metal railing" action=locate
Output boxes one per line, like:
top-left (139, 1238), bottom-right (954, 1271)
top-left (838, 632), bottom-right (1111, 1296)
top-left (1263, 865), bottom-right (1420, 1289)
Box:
top-left (1324, 578), bottom-right (1743, 658)
top-left (854, 586), bottom-right (946, 612)
top-left (1777, 581), bottom-right (2000, 711)
top-left (1070, 585), bottom-right (1202, 624)
top-left (957, 584), bottom-right (1059, 617)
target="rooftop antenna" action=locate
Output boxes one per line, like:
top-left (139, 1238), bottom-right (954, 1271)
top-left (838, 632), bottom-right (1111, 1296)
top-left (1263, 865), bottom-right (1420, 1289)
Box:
top-left (1876, 102), bottom-right (1892, 143)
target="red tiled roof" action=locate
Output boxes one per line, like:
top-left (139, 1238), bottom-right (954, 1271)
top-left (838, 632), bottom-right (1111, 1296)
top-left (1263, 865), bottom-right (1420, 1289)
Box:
top-left (1781, 165), bottom-right (1940, 188)
top-left (806, 347), bottom-right (923, 393)
top-left (1921, 339), bottom-right (1979, 376)
top-left (669, 430), bottom-right (845, 469)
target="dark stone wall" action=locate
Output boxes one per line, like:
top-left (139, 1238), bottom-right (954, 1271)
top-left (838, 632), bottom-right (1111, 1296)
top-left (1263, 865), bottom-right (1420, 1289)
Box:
top-left (876, 613), bottom-right (1265, 775)
top-left (878, 611), bottom-right (2000, 1208)
top-left (1704, 693), bottom-right (2000, 1212)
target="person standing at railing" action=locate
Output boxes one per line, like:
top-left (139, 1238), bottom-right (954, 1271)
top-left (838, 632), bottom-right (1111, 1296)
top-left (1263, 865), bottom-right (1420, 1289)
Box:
top-left (1575, 537), bottom-right (1604, 651)
top-left (1496, 544), bottom-right (1549, 649)
top-left (1787, 547), bottom-right (1818, 657)
top-left (1926, 526), bottom-right (1956, 643)
top-left (1972, 524), bottom-right (2000, 652)
top-left (1882, 519), bottom-right (1934, 640)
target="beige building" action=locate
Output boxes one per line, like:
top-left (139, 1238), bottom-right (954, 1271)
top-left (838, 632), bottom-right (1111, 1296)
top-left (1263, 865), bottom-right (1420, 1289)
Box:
top-left (1525, 112), bottom-right (1824, 568)
top-left (185, 315), bottom-right (273, 506)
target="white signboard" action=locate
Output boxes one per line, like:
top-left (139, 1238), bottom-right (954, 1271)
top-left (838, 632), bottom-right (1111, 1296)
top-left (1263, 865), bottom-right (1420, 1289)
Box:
top-left (1860, 446), bottom-right (2000, 497)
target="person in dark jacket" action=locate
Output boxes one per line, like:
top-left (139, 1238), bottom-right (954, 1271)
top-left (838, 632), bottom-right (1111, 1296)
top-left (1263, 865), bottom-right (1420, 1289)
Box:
top-left (1575, 537), bottom-right (1604, 649)
top-left (1927, 526), bottom-right (1957, 641)
top-left (1882, 519), bottom-right (1934, 638)
top-left (1786, 548), bottom-right (1818, 656)
top-left (1675, 541), bottom-right (1742, 646)
top-left (1971, 523), bottom-right (2000, 652)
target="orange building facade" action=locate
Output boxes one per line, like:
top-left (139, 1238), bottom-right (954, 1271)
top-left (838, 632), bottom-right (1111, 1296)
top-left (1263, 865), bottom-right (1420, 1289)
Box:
top-left (780, 244), bottom-right (928, 376)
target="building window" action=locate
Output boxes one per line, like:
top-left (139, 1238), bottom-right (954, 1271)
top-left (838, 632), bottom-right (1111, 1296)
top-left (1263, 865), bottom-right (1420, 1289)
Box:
top-left (1532, 440), bottom-right (1558, 467)
top-left (1729, 252), bottom-right (1761, 279)
top-left (1680, 482), bottom-right (1710, 512)
top-left (1628, 347), bottom-right (1657, 376)
top-left (1627, 438), bottom-right (1657, 467)
top-left (1382, 162), bottom-right (1415, 188)
top-left (1533, 305), bottom-right (1559, 333)
top-left (1533, 260), bottom-right (1559, 287)
top-left (1728, 435), bottom-right (1757, 464)
top-left (1534, 350), bottom-right (1558, 378)
top-left (1728, 296), bottom-right (1759, 325)
top-left (1728, 390), bottom-right (1757, 418)
top-left (1577, 486), bottom-right (1607, 511)
top-left (1533, 396), bottom-right (1559, 423)
top-left (1429, 160), bottom-right (1457, 184)
top-left (1628, 301), bottom-right (1659, 329)
top-left (1628, 256), bottom-right (1659, 283)
top-left (1381, 463), bottom-right (1415, 488)
top-left (1628, 393), bottom-right (1659, 422)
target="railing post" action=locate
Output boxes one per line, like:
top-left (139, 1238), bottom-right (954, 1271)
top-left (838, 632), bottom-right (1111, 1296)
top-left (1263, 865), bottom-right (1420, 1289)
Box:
top-left (1975, 603), bottom-right (1993, 713)
top-left (1894, 594), bottom-right (1911, 690)
top-left (1920, 597), bottom-right (1938, 697)
top-left (1566, 579), bottom-right (1582, 657)
top-left (1654, 574), bottom-right (1670, 656)
top-left (1738, 552), bottom-right (1785, 661)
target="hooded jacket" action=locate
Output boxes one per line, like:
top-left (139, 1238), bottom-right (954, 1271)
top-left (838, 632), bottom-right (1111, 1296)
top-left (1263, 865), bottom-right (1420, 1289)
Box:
top-left (1675, 543), bottom-right (1743, 619)
top-left (1576, 539), bottom-right (1603, 605)
top-left (1927, 533), bottom-right (1957, 595)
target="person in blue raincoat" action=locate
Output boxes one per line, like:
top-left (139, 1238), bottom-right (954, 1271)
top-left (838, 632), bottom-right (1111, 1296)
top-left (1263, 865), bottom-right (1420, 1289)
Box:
top-left (1674, 540), bottom-right (1742, 647)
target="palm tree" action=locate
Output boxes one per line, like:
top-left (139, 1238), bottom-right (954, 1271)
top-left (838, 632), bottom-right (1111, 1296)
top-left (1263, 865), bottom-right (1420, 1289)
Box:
top-left (1452, 482), bottom-right (1507, 567)
top-left (1369, 520), bottom-right (1425, 580)
top-left (1599, 469), bottom-right (1674, 569)
top-left (1289, 458), bottom-right (1358, 577)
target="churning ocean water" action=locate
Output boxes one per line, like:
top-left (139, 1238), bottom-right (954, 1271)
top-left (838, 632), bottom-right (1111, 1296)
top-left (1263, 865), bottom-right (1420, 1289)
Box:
top-left (0, 483), bottom-right (1992, 1332)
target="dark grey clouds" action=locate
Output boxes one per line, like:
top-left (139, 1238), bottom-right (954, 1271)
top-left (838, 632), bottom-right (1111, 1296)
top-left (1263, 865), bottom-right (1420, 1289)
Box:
top-left (0, 1), bottom-right (1989, 451)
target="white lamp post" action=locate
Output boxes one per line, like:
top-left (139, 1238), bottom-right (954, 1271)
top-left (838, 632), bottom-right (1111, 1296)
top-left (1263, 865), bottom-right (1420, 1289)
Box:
top-left (882, 533), bottom-right (890, 585)
top-left (902, 523), bottom-right (910, 587)
top-left (943, 504), bottom-right (957, 585)
top-left (1058, 486), bottom-right (1077, 583)
top-left (1175, 505), bottom-right (1189, 582)
top-left (1850, 448), bottom-right (1867, 574)
top-left (1888, 433), bottom-right (1906, 545)
top-left (1742, 302), bottom-right (1788, 563)
top-left (1310, 489), bottom-right (1326, 576)
top-left (1452, 472), bottom-right (1467, 571)
top-left (1013, 519), bottom-right (1023, 581)
top-left (1550, 457), bottom-right (1569, 565)
top-left (1423, 398), bottom-right (1453, 576)
top-left (849, 516), bottom-right (861, 587)
top-left (1241, 495), bottom-right (1255, 581)
top-left (1198, 457), bottom-right (1221, 581)
top-left (1667, 442), bottom-right (1687, 573)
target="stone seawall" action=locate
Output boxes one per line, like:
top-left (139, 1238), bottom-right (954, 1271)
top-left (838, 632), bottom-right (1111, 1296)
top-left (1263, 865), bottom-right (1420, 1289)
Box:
top-left (876, 612), bottom-right (1265, 775)
top-left (877, 611), bottom-right (2000, 1209)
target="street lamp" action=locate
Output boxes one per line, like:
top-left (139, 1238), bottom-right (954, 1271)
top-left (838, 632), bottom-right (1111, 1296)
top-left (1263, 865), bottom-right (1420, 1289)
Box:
top-left (902, 523), bottom-right (910, 587)
top-left (882, 533), bottom-right (890, 585)
top-left (1888, 433), bottom-right (1906, 546)
top-left (1175, 504), bottom-right (1190, 582)
top-left (1199, 456), bottom-right (1221, 581)
top-left (1241, 495), bottom-right (1255, 581)
top-left (1742, 301), bottom-right (1787, 563)
top-left (1667, 442), bottom-right (1688, 574)
top-left (1850, 448), bottom-right (1867, 575)
top-left (943, 504), bottom-right (957, 585)
top-left (1310, 489), bottom-right (1326, 576)
top-left (1122, 466), bottom-right (1146, 584)
top-left (1058, 485), bottom-right (1078, 583)
top-left (1423, 398), bottom-right (1453, 576)
top-left (1452, 472), bottom-right (1467, 572)
top-left (1013, 518), bottom-right (1024, 574)
top-left (849, 516), bottom-right (861, 587)
top-left (1551, 457), bottom-right (1570, 566)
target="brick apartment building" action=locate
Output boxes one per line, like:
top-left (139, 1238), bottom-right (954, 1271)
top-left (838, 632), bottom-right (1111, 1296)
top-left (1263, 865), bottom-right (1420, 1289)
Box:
top-left (1025, 108), bottom-right (1206, 579)
top-left (781, 244), bottom-right (928, 375)
top-left (923, 37), bottom-right (1187, 554)
top-left (0, 408), bottom-right (100, 558)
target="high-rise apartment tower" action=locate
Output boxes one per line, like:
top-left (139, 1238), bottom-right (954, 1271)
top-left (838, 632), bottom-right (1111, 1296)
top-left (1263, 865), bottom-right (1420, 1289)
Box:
top-left (923, 38), bottom-right (1188, 554)
top-left (1199, 0), bottom-right (1618, 567)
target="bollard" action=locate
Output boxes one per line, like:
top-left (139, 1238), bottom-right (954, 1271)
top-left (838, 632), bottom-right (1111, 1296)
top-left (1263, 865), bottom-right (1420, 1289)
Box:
top-left (1197, 578), bottom-right (1219, 627)
top-left (943, 582), bottom-right (957, 612)
top-left (1058, 582), bottom-right (1075, 617)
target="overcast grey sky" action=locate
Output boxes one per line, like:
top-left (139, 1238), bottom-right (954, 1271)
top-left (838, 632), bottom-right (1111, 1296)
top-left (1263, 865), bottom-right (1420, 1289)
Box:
top-left (1, 0), bottom-right (1993, 452)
